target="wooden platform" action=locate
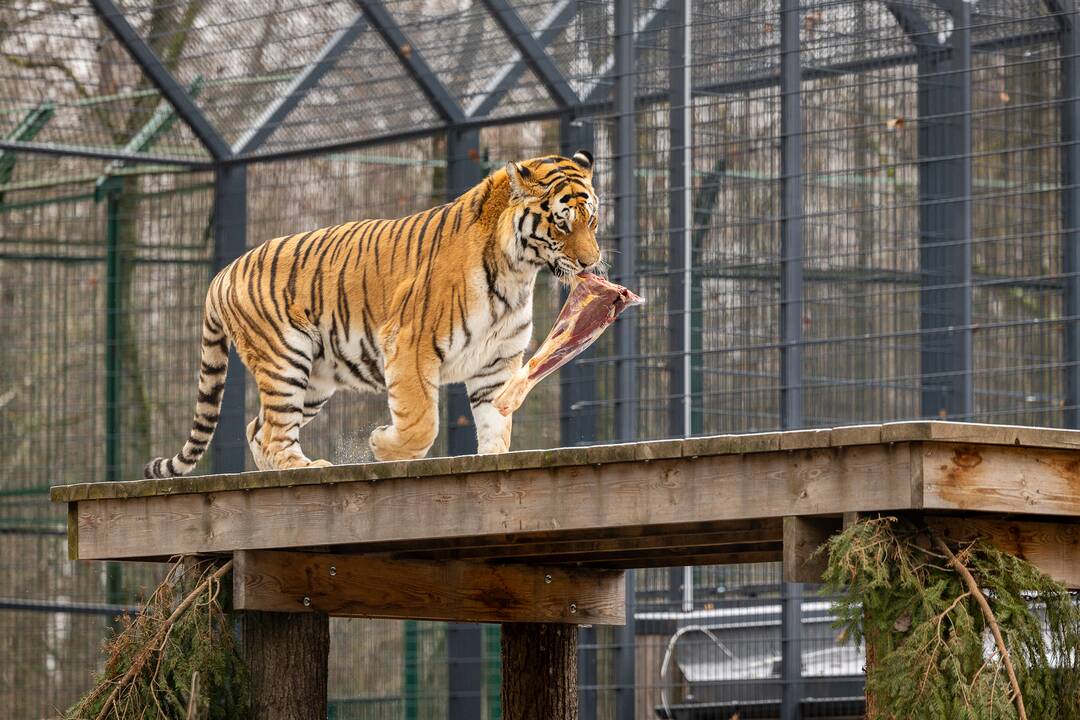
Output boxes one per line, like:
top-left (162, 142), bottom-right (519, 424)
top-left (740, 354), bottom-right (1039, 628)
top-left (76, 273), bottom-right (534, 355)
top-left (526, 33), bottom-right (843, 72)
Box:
top-left (52, 421), bottom-right (1080, 622)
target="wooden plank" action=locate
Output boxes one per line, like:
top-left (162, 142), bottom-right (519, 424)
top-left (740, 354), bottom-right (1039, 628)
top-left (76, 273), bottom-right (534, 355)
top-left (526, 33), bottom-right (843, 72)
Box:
top-left (233, 550), bottom-right (625, 625)
top-left (50, 422), bottom-right (1080, 504)
top-left (829, 424), bottom-right (883, 447)
top-left (921, 442), bottom-right (1080, 516)
top-left (682, 431), bottom-right (782, 457)
top-left (67, 502), bottom-right (78, 561)
top-left (326, 518), bottom-right (781, 557)
top-left (572, 549), bottom-right (782, 569)
top-left (523, 540), bottom-right (781, 567)
top-left (778, 428), bottom-right (831, 450)
top-left (392, 522), bottom-right (783, 562)
top-left (924, 516), bottom-right (1080, 589)
top-left (783, 515), bottom-right (842, 583)
top-left (72, 443), bottom-right (916, 560)
top-left (882, 421), bottom-right (1080, 450)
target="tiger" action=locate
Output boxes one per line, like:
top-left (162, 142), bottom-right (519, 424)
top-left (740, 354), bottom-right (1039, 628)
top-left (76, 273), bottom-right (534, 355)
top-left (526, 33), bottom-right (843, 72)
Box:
top-left (144, 150), bottom-right (601, 478)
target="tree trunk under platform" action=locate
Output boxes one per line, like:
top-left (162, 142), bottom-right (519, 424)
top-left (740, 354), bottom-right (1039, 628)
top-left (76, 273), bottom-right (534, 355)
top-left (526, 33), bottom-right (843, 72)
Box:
top-left (501, 622), bottom-right (578, 720)
top-left (237, 610), bottom-right (329, 720)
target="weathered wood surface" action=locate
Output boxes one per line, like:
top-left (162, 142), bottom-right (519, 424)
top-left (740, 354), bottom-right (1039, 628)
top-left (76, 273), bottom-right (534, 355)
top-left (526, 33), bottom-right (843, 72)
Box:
top-left (924, 516), bottom-right (1080, 589)
top-left (52, 422), bottom-right (1080, 575)
top-left (233, 550), bottom-right (625, 624)
top-left (65, 441), bottom-right (912, 560)
top-left (783, 515), bottom-right (842, 583)
top-left (237, 609), bottom-right (329, 720)
top-left (51, 421), bottom-right (1080, 503)
top-left (921, 442), bottom-right (1080, 516)
top-left (502, 623), bottom-right (578, 720)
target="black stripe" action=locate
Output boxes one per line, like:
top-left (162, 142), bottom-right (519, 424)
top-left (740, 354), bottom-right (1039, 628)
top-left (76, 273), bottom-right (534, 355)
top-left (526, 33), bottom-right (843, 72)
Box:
top-left (263, 402), bottom-right (300, 414)
top-left (407, 208), bottom-right (436, 264)
top-left (469, 382), bottom-right (505, 404)
top-left (482, 253), bottom-right (510, 310)
top-left (192, 420), bottom-right (216, 435)
top-left (262, 370), bottom-right (308, 390)
top-left (455, 288), bottom-right (472, 346)
top-left (266, 238), bottom-right (290, 321)
top-left (337, 264), bottom-right (351, 341)
top-left (415, 209), bottom-right (452, 327)
top-left (299, 227), bottom-right (328, 268)
top-left (198, 385), bottom-right (225, 405)
top-left (286, 230), bottom-right (318, 299)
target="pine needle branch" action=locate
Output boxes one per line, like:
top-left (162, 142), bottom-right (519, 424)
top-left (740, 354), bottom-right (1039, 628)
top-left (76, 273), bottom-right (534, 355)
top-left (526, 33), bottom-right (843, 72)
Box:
top-left (932, 532), bottom-right (1028, 720)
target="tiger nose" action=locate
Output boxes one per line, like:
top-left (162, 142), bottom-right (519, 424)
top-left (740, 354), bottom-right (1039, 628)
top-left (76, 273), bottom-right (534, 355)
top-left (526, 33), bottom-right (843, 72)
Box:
top-left (579, 246), bottom-right (601, 269)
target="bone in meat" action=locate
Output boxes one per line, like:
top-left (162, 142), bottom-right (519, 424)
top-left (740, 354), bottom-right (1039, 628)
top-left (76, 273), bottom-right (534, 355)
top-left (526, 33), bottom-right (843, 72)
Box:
top-left (492, 273), bottom-right (644, 416)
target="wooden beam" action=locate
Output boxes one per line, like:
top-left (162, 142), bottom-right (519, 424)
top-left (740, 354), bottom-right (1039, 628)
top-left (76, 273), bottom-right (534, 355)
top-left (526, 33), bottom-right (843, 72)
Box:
top-left (232, 550), bottom-right (625, 625)
top-left (783, 515), bottom-right (842, 583)
top-left (389, 519), bottom-right (783, 562)
top-left (570, 548), bottom-right (782, 569)
top-left (921, 442), bottom-right (1080, 516)
top-left (70, 442), bottom-right (915, 560)
top-left (924, 515), bottom-right (1080, 589)
top-left (50, 422), bottom-right (1080, 505)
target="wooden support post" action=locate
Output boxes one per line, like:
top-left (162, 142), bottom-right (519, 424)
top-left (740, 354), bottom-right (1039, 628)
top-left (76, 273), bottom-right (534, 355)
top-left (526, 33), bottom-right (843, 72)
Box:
top-left (501, 622), bottom-right (578, 720)
top-left (863, 607), bottom-right (881, 720)
top-left (237, 610), bottom-right (329, 720)
top-left (782, 515), bottom-right (842, 583)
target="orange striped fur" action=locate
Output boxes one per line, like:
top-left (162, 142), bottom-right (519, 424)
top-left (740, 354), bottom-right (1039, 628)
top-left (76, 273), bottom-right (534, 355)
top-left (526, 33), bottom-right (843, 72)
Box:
top-left (145, 151), bottom-right (601, 477)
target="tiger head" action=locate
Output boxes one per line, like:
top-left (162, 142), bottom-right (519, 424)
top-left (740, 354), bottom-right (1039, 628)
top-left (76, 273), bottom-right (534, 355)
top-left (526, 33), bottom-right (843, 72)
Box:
top-left (504, 150), bottom-right (602, 282)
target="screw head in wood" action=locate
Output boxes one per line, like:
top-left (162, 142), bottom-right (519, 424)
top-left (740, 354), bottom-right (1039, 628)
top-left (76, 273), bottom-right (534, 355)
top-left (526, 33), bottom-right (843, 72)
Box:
top-left (569, 603), bottom-right (577, 614)
top-left (302, 596), bottom-right (311, 607)
top-left (329, 566), bottom-right (337, 576)
top-left (544, 574), bottom-right (552, 584)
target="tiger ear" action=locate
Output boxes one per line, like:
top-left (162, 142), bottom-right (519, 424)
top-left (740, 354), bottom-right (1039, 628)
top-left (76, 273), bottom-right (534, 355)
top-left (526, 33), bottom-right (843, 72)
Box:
top-left (505, 162), bottom-right (535, 199)
top-left (571, 149), bottom-right (593, 173)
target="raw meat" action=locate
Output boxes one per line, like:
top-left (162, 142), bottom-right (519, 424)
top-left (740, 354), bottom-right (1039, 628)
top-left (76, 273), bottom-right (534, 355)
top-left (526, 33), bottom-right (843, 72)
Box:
top-left (492, 273), bottom-right (644, 416)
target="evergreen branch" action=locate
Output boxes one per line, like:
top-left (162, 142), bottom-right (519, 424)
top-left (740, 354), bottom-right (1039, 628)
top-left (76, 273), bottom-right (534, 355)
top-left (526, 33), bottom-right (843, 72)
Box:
top-left (932, 533), bottom-right (1028, 720)
top-left (92, 559), bottom-right (234, 720)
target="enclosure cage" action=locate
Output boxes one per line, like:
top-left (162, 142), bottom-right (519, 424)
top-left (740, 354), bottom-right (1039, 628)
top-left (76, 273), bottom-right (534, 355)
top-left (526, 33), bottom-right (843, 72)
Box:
top-left (1, 0), bottom-right (1078, 718)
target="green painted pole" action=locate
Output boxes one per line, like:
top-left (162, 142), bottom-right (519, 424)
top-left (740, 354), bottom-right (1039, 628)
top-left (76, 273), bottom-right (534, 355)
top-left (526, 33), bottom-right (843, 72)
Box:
top-left (403, 620), bottom-right (418, 720)
top-left (484, 624), bottom-right (501, 719)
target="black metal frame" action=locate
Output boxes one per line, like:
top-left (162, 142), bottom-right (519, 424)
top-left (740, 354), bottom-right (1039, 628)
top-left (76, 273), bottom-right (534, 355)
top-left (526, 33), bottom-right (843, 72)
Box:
top-left (8, 1), bottom-right (1080, 717)
top-left (233, 14), bottom-right (369, 155)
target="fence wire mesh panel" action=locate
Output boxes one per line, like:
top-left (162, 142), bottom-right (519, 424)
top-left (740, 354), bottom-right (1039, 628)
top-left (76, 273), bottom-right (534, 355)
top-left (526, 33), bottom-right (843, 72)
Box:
top-left (2, 0), bottom-right (1078, 717)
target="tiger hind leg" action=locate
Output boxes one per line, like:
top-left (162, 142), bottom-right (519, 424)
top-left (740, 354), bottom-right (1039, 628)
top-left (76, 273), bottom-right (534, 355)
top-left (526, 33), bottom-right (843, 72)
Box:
top-left (248, 368), bottom-right (336, 471)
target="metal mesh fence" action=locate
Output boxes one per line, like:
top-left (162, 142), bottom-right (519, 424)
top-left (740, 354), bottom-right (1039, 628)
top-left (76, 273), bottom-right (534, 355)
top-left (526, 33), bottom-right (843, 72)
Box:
top-left (2, 0), bottom-right (1077, 718)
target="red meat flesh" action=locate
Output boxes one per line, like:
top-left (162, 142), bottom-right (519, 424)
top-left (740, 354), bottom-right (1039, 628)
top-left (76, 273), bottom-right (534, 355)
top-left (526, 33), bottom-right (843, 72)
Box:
top-left (492, 273), bottom-right (644, 416)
